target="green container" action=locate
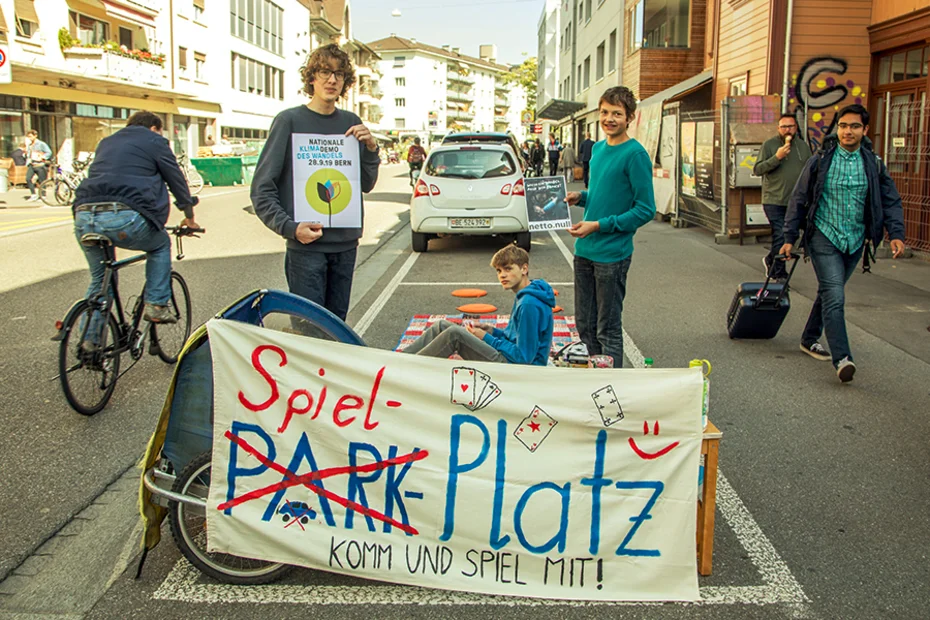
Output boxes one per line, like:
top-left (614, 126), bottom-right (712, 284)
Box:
top-left (190, 157), bottom-right (243, 186)
top-left (240, 155), bottom-right (259, 184)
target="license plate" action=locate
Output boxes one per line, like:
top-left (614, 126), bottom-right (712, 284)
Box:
top-left (449, 217), bottom-right (491, 229)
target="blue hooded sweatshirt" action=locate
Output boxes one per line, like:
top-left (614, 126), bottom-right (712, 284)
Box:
top-left (482, 279), bottom-right (555, 365)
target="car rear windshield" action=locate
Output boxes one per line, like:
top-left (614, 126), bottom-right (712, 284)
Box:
top-left (426, 149), bottom-right (517, 179)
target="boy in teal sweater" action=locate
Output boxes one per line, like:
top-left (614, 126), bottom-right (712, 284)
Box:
top-left (565, 86), bottom-right (656, 367)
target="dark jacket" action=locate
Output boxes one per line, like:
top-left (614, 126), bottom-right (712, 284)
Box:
top-left (784, 135), bottom-right (905, 252)
top-left (74, 126), bottom-right (194, 227)
top-left (579, 138), bottom-right (595, 163)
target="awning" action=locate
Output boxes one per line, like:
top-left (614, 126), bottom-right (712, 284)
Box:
top-left (536, 98), bottom-right (586, 121)
top-left (636, 69), bottom-right (713, 110)
top-left (0, 4), bottom-right (7, 31)
top-left (14, 0), bottom-right (39, 24)
top-left (371, 132), bottom-right (394, 143)
top-left (101, 0), bottom-right (158, 28)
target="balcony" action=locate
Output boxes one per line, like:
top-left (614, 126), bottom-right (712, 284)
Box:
top-left (447, 109), bottom-right (475, 121)
top-left (494, 119), bottom-right (509, 130)
top-left (446, 90), bottom-right (473, 103)
top-left (494, 80), bottom-right (511, 93)
top-left (447, 71), bottom-right (474, 86)
top-left (63, 47), bottom-right (166, 87)
top-left (495, 96), bottom-right (509, 107)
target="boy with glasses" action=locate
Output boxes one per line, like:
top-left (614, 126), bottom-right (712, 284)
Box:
top-left (252, 44), bottom-right (381, 321)
top-left (781, 104), bottom-right (906, 382)
top-left (753, 113), bottom-right (812, 283)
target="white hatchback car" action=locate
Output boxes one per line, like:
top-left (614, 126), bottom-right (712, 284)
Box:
top-left (410, 143), bottom-right (530, 253)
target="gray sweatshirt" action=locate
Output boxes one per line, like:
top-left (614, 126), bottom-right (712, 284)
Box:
top-left (752, 134), bottom-right (812, 207)
top-left (251, 105), bottom-right (381, 253)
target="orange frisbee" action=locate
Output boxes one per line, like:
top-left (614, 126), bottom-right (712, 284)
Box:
top-left (451, 288), bottom-right (488, 298)
top-left (457, 303), bottom-right (498, 314)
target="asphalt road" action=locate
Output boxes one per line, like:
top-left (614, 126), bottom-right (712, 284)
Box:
top-left (1, 165), bottom-right (929, 619)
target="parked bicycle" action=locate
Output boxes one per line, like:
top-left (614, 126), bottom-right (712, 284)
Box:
top-left (39, 156), bottom-right (93, 206)
top-left (177, 152), bottom-right (205, 196)
top-left (53, 225), bottom-right (204, 415)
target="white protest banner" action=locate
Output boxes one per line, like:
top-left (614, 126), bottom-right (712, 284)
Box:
top-left (292, 133), bottom-right (361, 227)
top-left (524, 176), bottom-right (571, 232)
top-left (205, 319), bottom-right (703, 601)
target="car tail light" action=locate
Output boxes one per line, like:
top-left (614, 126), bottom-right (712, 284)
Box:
top-left (414, 179), bottom-right (429, 198)
top-left (500, 183), bottom-right (512, 195)
top-left (429, 184), bottom-right (441, 195)
top-left (512, 178), bottom-right (525, 196)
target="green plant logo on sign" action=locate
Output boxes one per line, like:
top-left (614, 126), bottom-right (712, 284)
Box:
top-left (305, 169), bottom-right (352, 226)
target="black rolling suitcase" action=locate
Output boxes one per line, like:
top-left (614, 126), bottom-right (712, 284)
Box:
top-left (727, 255), bottom-right (801, 339)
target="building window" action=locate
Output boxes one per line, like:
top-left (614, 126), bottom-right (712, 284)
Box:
top-left (729, 75), bottom-right (747, 96)
top-left (229, 0), bottom-right (283, 56)
top-left (118, 26), bottom-right (132, 49)
top-left (585, 0), bottom-right (592, 22)
top-left (395, 118), bottom-right (405, 128)
top-left (596, 42), bottom-right (605, 81)
top-left (877, 46), bottom-right (930, 84)
top-left (394, 56), bottom-right (406, 68)
top-left (231, 52), bottom-right (283, 99)
top-left (575, 64), bottom-right (581, 93)
top-left (628, 0), bottom-right (689, 50)
top-left (68, 12), bottom-right (110, 46)
top-left (583, 56), bottom-right (590, 90)
top-left (396, 77), bottom-right (405, 86)
top-left (395, 98), bottom-right (405, 107)
top-left (194, 0), bottom-right (205, 21)
top-left (15, 0), bottom-right (40, 38)
top-left (194, 52), bottom-right (206, 81)
top-left (608, 29), bottom-right (617, 72)
top-left (178, 47), bottom-right (189, 77)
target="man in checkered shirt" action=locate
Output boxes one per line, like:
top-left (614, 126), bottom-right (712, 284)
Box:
top-left (781, 104), bottom-right (906, 383)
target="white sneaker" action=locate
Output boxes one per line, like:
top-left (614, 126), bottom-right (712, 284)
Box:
top-left (26, 195), bottom-right (39, 202)
top-left (836, 357), bottom-right (856, 383)
top-left (800, 342), bottom-right (831, 361)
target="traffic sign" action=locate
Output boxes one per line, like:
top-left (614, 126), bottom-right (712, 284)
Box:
top-left (521, 110), bottom-right (533, 124)
top-left (530, 123), bottom-right (543, 134)
top-left (0, 45), bottom-right (10, 84)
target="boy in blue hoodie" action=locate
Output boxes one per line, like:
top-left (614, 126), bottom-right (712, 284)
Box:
top-left (403, 245), bottom-right (555, 365)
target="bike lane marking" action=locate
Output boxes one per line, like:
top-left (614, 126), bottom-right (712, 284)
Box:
top-left (151, 232), bottom-right (811, 610)
top-left (0, 217), bottom-right (72, 238)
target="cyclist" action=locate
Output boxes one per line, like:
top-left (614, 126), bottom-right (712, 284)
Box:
top-left (73, 110), bottom-right (199, 328)
top-left (407, 137), bottom-right (426, 186)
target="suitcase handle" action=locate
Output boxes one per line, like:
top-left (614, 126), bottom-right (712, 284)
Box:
top-left (754, 254), bottom-right (801, 309)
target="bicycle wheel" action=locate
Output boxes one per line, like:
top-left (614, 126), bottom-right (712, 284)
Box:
top-left (58, 301), bottom-right (122, 415)
top-left (55, 180), bottom-right (74, 206)
top-left (38, 179), bottom-right (58, 206)
top-left (187, 167), bottom-right (204, 195)
top-left (169, 451), bottom-right (291, 585)
top-left (152, 272), bottom-right (192, 364)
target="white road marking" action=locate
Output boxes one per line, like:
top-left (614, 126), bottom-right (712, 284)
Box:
top-left (153, 231), bottom-right (811, 611)
top-left (398, 282), bottom-right (575, 287)
top-left (353, 252), bottom-right (420, 337)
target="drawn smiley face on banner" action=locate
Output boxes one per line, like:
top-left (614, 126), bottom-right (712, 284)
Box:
top-left (305, 168), bottom-right (353, 218)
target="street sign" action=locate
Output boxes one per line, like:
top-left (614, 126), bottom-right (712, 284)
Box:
top-left (0, 45), bottom-right (10, 84)
top-left (521, 110), bottom-right (533, 124)
top-left (530, 123), bottom-right (543, 134)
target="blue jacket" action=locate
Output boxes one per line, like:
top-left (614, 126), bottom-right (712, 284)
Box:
top-left (482, 279), bottom-right (555, 365)
top-left (74, 126), bottom-right (194, 228)
top-left (784, 135), bottom-right (905, 251)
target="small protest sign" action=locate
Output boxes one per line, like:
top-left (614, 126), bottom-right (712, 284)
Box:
top-left (292, 134), bottom-right (362, 227)
top-left (524, 176), bottom-right (571, 232)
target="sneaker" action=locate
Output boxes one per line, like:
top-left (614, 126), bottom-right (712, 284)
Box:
top-left (143, 303), bottom-right (178, 324)
top-left (26, 195), bottom-right (39, 202)
top-left (800, 342), bottom-right (831, 361)
top-left (836, 357), bottom-right (856, 383)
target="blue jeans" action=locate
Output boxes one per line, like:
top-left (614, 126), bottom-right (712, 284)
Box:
top-left (763, 204), bottom-right (788, 278)
top-left (284, 247), bottom-right (357, 321)
top-left (574, 255), bottom-right (631, 368)
top-left (801, 227), bottom-right (863, 365)
top-left (74, 208), bottom-right (172, 305)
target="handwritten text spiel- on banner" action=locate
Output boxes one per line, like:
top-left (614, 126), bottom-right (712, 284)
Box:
top-left (205, 319), bottom-right (703, 601)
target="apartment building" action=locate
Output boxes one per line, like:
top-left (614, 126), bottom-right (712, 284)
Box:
top-left (367, 36), bottom-right (528, 140)
top-left (536, 0), bottom-right (561, 133)
top-left (0, 0), bottom-right (379, 159)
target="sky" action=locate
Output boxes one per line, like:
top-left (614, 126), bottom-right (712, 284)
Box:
top-left (350, 0), bottom-right (545, 66)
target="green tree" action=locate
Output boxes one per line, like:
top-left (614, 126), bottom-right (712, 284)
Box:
top-left (502, 57), bottom-right (538, 114)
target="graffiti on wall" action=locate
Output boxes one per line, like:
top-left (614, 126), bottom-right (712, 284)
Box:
top-left (786, 56), bottom-right (866, 151)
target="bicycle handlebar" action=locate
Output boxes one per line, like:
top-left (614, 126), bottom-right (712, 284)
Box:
top-left (166, 225), bottom-right (206, 237)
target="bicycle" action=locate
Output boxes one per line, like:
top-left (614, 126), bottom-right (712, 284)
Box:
top-left (53, 225), bottom-right (204, 415)
top-left (176, 152), bottom-right (204, 196)
top-left (39, 157), bottom-right (93, 206)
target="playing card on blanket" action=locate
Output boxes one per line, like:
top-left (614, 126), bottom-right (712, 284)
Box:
top-left (451, 367), bottom-right (477, 409)
top-left (513, 406), bottom-right (557, 452)
top-left (591, 385), bottom-right (623, 426)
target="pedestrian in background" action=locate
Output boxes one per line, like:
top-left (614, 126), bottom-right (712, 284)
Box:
top-left (251, 43), bottom-right (381, 321)
top-left (24, 130), bottom-right (52, 202)
top-left (753, 113), bottom-right (812, 281)
top-left (532, 139), bottom-right (545, 177)
top-left (407, 137), bottom-right (427, 186)
top-left (558, 142), bottom-right (577, 186)
top-left (546, 133), bottom-right (561, 176)
top-left (565, 86), bottom-right (656, 368)
top-left (579, 132), bottom-right (595, 188)
top-left (781, 104), bottom-right (906, 382)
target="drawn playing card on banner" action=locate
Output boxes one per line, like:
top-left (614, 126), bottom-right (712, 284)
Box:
top-left (291, 133), bottom-right (361, 227)
top-left (592, 385), bottom-right (624, 426)
top-left (477, 382), bottom-right (501, 409)
top-left (451, 367), bottom-right (476, 408)
top-left (474, 371), bottom-right (491, 405)
top-left (513, 405), bottom-right (558, 452)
